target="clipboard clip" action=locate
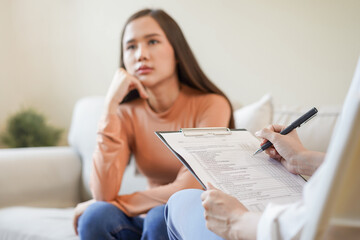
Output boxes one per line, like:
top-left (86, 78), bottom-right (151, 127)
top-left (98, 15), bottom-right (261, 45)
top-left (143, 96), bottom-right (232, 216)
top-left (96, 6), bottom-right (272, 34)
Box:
top-left (181, 127), bottom-right (231, 136)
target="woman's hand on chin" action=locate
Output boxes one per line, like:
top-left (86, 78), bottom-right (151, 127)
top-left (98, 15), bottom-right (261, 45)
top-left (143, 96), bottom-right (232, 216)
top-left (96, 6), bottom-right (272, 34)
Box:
top-left (104, 68), bottom-right (149, 114)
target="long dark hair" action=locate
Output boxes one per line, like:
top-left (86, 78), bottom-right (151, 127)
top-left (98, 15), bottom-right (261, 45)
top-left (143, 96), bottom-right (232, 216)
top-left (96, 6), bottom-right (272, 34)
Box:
top-left (119, 9), bottom-right (234, 128)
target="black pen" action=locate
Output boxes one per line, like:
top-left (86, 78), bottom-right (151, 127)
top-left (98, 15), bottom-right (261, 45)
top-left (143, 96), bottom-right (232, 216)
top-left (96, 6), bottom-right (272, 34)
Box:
top-left (253, 107), bottom-right (318, 156)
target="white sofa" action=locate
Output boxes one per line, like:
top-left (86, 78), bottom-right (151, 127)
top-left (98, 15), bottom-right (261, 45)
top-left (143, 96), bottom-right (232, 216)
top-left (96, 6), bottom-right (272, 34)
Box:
top-left (0, 95), bottom-right (340, 240)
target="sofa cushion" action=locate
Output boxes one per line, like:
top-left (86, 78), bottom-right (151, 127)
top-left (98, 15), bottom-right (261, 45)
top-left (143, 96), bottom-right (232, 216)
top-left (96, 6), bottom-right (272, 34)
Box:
top-left (0, 207), bottom-right (78, 240)
top-left (68, 96), bottom-right (105, 201)
top-left (273, 105), bottom-right (341, 153)
top-left (0, 147), bottom-right (81, 208)
top-left (233, 94), bottom-right (273, 134)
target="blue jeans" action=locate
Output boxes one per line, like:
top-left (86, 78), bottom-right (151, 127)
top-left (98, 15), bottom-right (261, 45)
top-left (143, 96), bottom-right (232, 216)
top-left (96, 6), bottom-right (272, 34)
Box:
top-left (164, 189), bottom-right (223, 240)
top-left (78, 201), bottom-right (169, 240)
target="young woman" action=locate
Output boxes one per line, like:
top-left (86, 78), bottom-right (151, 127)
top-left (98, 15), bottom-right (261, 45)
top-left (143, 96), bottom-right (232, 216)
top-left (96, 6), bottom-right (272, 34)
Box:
top-left (73, 8), bottom-right (234, 240)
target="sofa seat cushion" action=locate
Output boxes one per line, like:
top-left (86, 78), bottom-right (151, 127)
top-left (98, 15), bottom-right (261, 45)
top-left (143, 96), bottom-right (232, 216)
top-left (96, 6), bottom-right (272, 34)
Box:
top-left (0, 207), bottom-right (78, 240)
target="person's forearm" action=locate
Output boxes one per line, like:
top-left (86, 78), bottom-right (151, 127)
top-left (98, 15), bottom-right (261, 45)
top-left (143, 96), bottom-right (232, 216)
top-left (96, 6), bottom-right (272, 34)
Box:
top-left (91, 114), bottom-right (130, 201)
top-left (103, 100), bottom-right (119, 116)
top-left (296, 150), bottom-right (325, 176)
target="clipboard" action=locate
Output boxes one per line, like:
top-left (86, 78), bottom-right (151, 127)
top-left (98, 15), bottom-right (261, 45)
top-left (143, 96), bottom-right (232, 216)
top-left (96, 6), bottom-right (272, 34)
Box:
top-left (156, 127), bottom-right (242, 189)
top-left (156, 127), bottom-right (306, 211)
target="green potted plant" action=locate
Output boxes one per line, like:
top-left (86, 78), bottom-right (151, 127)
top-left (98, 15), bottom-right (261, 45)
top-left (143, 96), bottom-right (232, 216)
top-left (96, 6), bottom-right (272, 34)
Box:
top-left (1, 108), bottom-right (62, 148)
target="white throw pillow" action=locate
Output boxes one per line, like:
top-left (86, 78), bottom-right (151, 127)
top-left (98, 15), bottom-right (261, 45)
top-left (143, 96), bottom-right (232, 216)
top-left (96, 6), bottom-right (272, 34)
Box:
top-left (234, 94), bottom-right (273, 134)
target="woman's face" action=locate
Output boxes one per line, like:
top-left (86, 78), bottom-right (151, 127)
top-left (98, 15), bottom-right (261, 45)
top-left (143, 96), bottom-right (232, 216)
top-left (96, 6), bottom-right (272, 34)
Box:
top-left (122, 16), bottom-right (177, 87)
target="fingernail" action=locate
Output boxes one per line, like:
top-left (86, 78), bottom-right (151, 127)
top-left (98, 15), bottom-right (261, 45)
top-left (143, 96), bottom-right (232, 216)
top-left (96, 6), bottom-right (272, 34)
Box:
top-left (255, 131), bottom-right (260, 136)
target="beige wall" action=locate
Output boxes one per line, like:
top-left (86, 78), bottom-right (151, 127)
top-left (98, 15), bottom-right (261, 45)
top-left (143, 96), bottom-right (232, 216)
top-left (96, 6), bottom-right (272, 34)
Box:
top-left (1, 0), bottom-right (360, 146)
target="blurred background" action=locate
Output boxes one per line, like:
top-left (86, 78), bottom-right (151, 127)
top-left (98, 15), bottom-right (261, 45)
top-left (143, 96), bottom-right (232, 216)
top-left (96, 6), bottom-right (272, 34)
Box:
top-left (1, 0), bottom-right (360, 146)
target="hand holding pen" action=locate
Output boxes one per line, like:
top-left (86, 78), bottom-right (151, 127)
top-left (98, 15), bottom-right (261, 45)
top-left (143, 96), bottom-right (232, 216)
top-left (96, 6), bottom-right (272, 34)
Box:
top-left (253, 107), bottom-right (318, 175)
top-left (254, 107), bottom-right (318, 155)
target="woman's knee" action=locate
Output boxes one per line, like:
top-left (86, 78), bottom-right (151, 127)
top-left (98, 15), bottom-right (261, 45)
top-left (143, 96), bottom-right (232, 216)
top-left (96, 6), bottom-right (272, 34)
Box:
top-left (77, 201), bottom-right (125, 238)
top-left (143, 205), bottom-right (168, 239)
top-left (145, 205), bottom-right (166, 228)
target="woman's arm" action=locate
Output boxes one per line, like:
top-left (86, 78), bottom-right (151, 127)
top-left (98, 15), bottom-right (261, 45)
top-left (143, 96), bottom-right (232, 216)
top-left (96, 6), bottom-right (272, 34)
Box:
top-left (74, 69), bottom-right (148, 234)
top-left (91, 68), bottom-right (148, 201)
top-left (111, 166), bottom-right (202, 216)
top-left (90, 113), bottom-right (131, 201)
top-left (110, 94), bottom-right (232, 216)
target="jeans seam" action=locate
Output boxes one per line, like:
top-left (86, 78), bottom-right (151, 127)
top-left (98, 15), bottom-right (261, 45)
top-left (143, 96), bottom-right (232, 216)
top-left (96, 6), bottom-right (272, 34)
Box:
top-left (110, 224), bottom-right (142, 237)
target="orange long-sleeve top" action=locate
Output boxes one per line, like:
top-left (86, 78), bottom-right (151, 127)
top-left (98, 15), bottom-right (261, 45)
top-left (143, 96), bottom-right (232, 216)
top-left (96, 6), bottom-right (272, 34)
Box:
top-left (91, 84), bottom-right (231, 217)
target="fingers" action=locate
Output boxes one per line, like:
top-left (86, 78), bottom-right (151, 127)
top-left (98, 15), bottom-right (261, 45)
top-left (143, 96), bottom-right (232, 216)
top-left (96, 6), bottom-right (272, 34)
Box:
top-left (72, 199), bottom-right (95, 236)
top-left (201, 192), bottom-right (211, 211)
top-left (202, 182), bottom-right (217, 200)
top-left (255, 128), bottom-right (277, 143)
top-left (260, 138), bottom-right (268, 146)
top-left (256, 124), bottom-right (285, 136)
top-left (268, 124), bottom-right (285, 133)
top-left (73, 213), bottom-right (79, 235)
top-left (132, 80), bottom-right (149, 99)
top-left (255, 123), bottom-right (287, 143)
top-left (265, 147), bottom-right (277, 156)
top-left (201, 188), bottom-right (219, 211)
top-left (201, 182), bottom-right (218, 210)
top-left (109, 68), bottom-right (149, 104)
top-left (201, 190), bottom-right (208, 201)
top-left (119, 68), bottom-right (148, 99)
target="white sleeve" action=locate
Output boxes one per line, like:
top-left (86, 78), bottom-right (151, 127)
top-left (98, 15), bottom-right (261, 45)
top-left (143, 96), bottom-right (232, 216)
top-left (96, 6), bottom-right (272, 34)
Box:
top-left (257, 201), bottom-right (305, 240)
top-left (257, 164), bottom-right (326, 240)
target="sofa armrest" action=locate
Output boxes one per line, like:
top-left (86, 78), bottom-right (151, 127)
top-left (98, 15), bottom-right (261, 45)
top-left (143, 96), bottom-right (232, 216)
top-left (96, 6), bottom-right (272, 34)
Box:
top-left (0, 147), bottom-right (81, 208)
